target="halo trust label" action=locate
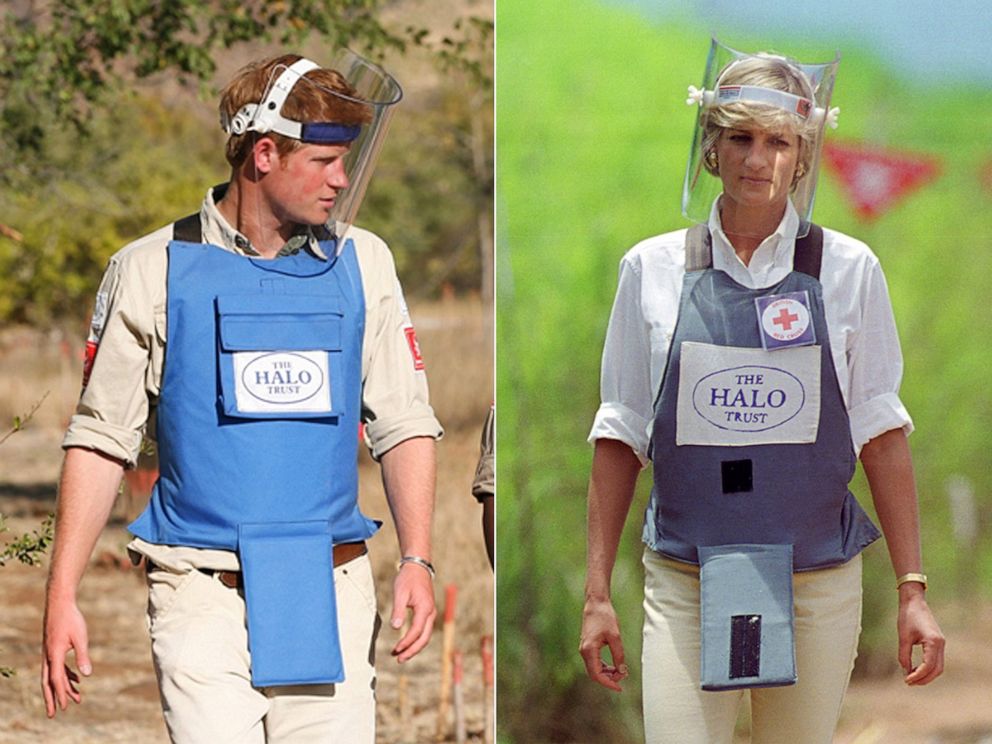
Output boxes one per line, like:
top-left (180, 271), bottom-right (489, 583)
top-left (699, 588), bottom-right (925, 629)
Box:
top-left (676, 342), bottom-right (821, 446)
top-left (692, 365), bottom-right (805, 432)
top-left (232, 350), bottom-right (332, 414)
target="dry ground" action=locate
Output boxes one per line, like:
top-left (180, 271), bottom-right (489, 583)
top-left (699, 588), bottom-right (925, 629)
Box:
top-left (0, 298), bottom-right (494, 743)
top-left (721, 600), bottom-right (992, 744)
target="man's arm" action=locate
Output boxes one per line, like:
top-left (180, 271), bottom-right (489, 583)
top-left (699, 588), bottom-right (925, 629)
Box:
top-left (472, 406), bottom-right (495, 568)
top-left (41, 447), bottom-right (124, 717)
top-left (860, 428), bottom-right (945, 685)
top-left (379, 435), bottom-right (437, 663)
top-left (578, 438), bottom-right (641, 692)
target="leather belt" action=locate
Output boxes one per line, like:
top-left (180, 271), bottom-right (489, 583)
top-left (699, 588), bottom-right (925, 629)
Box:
top-left (146, 541), bottom-right (368, 590)
top-left (210, 540), bottom-right (368, 589)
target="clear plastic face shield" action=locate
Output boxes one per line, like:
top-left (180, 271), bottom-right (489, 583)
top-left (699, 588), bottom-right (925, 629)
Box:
top-left (682, 39), bottom-right (840, 238)
top-left (221, 49), bottom-right (402, 246)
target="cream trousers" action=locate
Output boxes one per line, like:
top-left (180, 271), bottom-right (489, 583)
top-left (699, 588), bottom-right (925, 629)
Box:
top-left (146, 553), bottom-right (380, 744)
top-left (641, 548), bottom-right (862, 744)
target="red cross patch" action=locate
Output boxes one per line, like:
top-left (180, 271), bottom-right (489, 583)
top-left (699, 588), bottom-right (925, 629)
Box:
top-left (404, 326), bottom-right (425, 371)
top-left (754, 291), bottom-right (816, 350)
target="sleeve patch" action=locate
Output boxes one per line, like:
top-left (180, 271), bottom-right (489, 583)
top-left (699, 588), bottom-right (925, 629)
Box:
top-left (82, 340), bottom-right (99, 388)
top-left (404, 326), bottom-right (425, 371)
top-left (90, 290), bottom-right (109, 337)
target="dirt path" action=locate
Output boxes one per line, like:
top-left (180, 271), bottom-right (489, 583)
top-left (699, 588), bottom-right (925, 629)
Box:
top-left (0, 429), bottom-right (494, 744)
top-left (833, 603), bottom-right (992, 744)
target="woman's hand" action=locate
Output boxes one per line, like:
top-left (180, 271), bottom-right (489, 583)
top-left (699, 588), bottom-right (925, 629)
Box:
top-left (579, 595), bottom-right (629, 692)
top-left (897, 584), bottom-right (945, 685)
top-left (860, 430), bottom-right (945, 685)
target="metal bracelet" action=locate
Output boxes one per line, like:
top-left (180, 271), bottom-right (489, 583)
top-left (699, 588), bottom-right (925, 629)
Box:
top-left (895, 572), bottom-right (928, 590)
top-left (398, 555), bottom-right (436, 579)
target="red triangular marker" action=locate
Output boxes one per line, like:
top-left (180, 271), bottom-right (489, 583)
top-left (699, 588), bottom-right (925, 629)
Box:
top-left (822, 142), bottom-right (940, 220)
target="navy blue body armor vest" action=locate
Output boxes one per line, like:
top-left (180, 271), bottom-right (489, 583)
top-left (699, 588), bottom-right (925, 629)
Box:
top-left (645, 225), bottom-right (881, 571)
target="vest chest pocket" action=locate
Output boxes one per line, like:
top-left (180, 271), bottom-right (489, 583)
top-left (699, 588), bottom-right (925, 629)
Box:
top-left (216, 294), bottom-right (347, 419)
top-left (676, 341), bottom-right (821, 446)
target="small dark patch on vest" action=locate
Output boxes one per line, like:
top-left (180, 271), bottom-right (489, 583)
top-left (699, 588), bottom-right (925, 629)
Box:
top-left (729, 614), bottom-right (762, 679)
top-left (721, 459), bottom-right (753, 493)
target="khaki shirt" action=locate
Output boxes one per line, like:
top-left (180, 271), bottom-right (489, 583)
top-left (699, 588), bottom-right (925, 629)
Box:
top-left (64, 185), bottom-right (443, 571)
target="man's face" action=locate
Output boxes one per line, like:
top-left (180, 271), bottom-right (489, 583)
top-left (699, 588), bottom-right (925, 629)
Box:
top-left (715, 125), bottom-right (799, 215)
top-left (264, 142), bottom-right (351, 226)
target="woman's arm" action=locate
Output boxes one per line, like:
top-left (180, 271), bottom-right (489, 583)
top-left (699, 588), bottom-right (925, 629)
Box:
top-left (860, 428), bottom-right (945, 685)
top-left (578, 438), bottom-right (642, 692)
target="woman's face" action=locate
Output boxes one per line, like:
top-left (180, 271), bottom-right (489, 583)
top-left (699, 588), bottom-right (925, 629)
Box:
top-left (714, 124), bottom-right (800, 216)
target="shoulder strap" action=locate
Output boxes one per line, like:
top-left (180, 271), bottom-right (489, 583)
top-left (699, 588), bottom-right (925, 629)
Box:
top-left (792, 224), bottom-right (823, 280)
top-left (172, 212), bottom-right (202, 243)
top-left (684, 223), bottom-right (713, 271)
top-left (684, 222), bottom-right (823, 279)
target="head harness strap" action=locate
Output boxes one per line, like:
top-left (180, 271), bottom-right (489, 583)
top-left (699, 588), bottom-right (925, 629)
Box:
top-left (222, 58), bottom-right (362, 143)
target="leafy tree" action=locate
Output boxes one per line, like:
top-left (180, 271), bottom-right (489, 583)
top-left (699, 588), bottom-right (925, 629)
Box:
top-left (364, 15), bottom-right (493, 300)
top-left (0, 1), bottom-right (494, 322)
top-left (0, 0), bottom-right (421, 166)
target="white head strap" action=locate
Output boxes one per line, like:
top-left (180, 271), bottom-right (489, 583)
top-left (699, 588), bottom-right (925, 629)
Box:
top-left (220, 59), bottom-right (362, 142)
top-left (687, 83), bottom-right (840, 129)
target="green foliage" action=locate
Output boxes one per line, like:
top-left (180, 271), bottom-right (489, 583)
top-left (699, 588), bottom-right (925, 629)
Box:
top-left (497, 0), bottom-right (992, 740)
top-left (0, 3), bottom-right (493, 321)
top-left (0, 79), bottom-right (489, 323)
top-left (0, 514), bottom-right (55, 569)
top-left (0, 94), bottom-right (223, 325)
top-left (0, 0), bottom-right (420, 160)
top-left (364, 81), bottom-right (493, 297)
top-left (1, 396), bottom-right (54, 680)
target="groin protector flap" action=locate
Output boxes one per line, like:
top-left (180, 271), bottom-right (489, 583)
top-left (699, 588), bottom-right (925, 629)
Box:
top-left (698, 543), bottom-right (796, 690)
top-left (238, 520), bottom-right (343, 686)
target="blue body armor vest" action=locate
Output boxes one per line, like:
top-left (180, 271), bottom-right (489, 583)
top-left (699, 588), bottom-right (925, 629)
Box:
top-left (130, 234), bottom-right (377, 549)
top-left (129, 217), bottom-right (378, 686)
top-left (645, 225), bottom-right (881, 571)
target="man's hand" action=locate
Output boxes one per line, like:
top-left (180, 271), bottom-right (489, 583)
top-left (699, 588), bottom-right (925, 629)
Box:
top-left (898, 586), bottom-right (945, 685)
top-left (41, 596), bottom-right (92, 717)
top-left (40, 447), bottom-right (123, 718)
top-left (579, 595), bottom-right (629, 692)
top-left (390, 562), bottom-right (437, 662)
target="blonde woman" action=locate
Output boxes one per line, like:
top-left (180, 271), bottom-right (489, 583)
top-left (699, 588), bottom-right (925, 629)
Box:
top-left (579, 42), bottom-right (944, 743)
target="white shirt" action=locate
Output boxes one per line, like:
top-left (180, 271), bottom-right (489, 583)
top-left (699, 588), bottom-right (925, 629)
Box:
top-left (588, 201), bottom-right (913, 465)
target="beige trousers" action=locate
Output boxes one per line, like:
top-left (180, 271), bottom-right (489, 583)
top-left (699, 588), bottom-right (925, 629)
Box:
top-left (146, 553), bottom-right (379, 744)
top-left (641, 548), bottom-right (862, 744)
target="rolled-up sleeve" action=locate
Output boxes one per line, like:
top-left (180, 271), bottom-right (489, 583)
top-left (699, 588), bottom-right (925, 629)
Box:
top-left (357, 233), bottom-right (443, 460)
top-left (846, 258), bottom-right (914, 454)
top-left (62, 243), bottom-right (164, 467)
top-left (588, 256), bottom-right (654, 466)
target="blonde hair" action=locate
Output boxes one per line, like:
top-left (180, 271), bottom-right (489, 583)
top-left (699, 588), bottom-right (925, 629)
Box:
top-left (220, 54), bottom-right (373, 169)
top-left (700, 54), bottom-right (819, 186)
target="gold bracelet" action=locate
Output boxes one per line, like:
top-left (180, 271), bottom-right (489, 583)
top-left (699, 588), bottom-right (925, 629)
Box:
top-left (896, 572), bottom-right (927, 590)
